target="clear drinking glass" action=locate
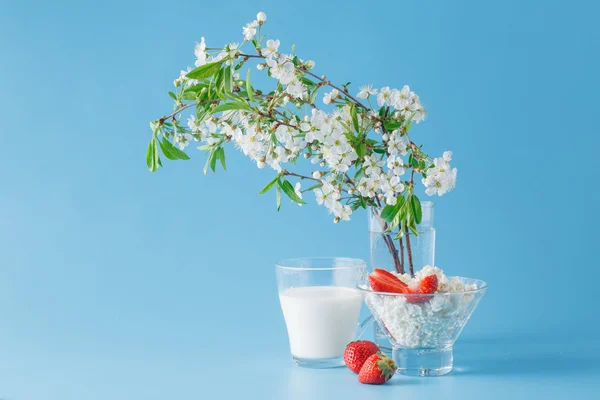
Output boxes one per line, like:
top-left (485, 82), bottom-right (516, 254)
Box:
top-left (368, 202), bottom-right (436, 351)
top-left (276, 257), bottom-right (371, 368)
top-left (358, 278), bottom-right (487, 376)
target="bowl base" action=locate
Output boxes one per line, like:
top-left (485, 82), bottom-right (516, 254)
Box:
top-left (292, 355), bottom-right (345, 369)
top-left (393, 346), bottom-right (453, 376)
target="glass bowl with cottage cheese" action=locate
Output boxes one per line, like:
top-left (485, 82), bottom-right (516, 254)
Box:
top-left (357, 266), bottom-right (487, 376)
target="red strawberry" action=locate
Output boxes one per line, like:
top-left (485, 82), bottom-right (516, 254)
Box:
top-left (368, 269), bottom-right (408, 293)
top-left (406, 274), bottom-right (438, 304)
top-left (344, 340), bottom-right (380, 373)
top-left (358, 352), bottom-right (397, 384)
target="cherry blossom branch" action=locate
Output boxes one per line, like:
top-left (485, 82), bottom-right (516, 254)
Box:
top-left (301, 68), bottom-right (368, 110)
top-left (237, 52), bottom-right (368, 110)
top-left (281, 170), bottom-right (320, 182)
top-left (375, 197), bottom-right (404, 274)
top-left (158, 100), bottom-right (215, 124)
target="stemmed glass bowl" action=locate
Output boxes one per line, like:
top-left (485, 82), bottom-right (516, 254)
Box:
top-left (357, 278), bottom-right (487, 376)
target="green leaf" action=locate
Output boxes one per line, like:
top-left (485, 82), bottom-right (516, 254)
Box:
top-left (181, 91), bottom-right (198, 101)
top-left (356, 142), bottom-right (367, 159)
top-left (380, 204), bottom-right (398, 222)
top-left (411, 156), bottom-right (420, 168)
top-left (360, 196), bottom-right (367, 209)
top-left (223, 66), bottom-right (232, 93)
top-left (212, 102), bottom-right (253, 113)
top-left (159, 138), bottom-right (190, 161)
top-left (186, 60), bottom-right (224, 80)
top-left (246, 69), bottom-right (253, 102)
top-left (409, 219), bottom-right (419, 236)
top-left (209, 150), bottom-right (217, 172)
top-left (149, 121), bottom-right (160, 133)
top-left (259, 176), bottom-right (280, 194)
top-left (351, 105), bottom-right (360, 133)
top-left (152, 139), bottom-right (160, 169)
top-left (302, 183), bottom-right (323, 192)
top-left (373, 148), bottom-right (386, 154)
top-left (309, 89), bottom-right (318, 104)
top-left (276, 183), bottom-right (282, 211)
top-left (168, 91), bottom-right (177, 101)
top-left (280, 179), bottom-right (306, 204)
top-left (300, 77), bottom-right (316, 87)
top-left (354, 167), bottom-right (365, 180)
top-left (185, 84), bottom-right (208, 93)
top-left (216, 147), bottom-right (226, 170)
top-left (386, 197), bottom-right (407, 232)
top-left (384, 121), bottom-right (402, 131)
top-left (410, 195), bottom-right (422, 224)
top-left (146, 138), bottom-right (157, 172)
top-left (159, 138), bottom-right (178, 160)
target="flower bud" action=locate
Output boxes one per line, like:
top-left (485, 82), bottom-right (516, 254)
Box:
top-left (375, 121), bottom-right (382, 128)
top-left (312, 171), bottom-right (322, 179)
top-left (306, 60), bottom-right (315, 69)
top-left (303, 115), bottom-right (310, 122)
top-left (257, 63), bottom-right (265, 71)
top-left (382, 133), bottom-right (389, 141)
top-left (334, 216), bottom-right (340, 223)
top-left (374, 127), bottom-right (381, 134)
top-left (394, 111), bottom-right (402, 119)
top-left (303, 153), bottom-right (310, 158)
top-left (319, 161), bottom-right (326, 167)
top-left (257, 12), bottom-right (267, 23)
top-left (377, 193), bottom-right (384, 200)
top-left (257, 161), bottom-right (265, 169)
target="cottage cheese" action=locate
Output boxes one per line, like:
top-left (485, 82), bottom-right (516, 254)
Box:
top-left (365, 266), bottom-right (479, 348)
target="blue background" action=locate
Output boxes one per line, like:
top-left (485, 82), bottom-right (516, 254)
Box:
top-left (1, 0), bottom-right (599, 398)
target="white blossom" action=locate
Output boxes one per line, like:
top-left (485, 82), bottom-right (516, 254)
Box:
top-left (174, 67), bottom-right (198, 87)
top-left (176, 133), bottom-right (193, 150)
top-left (363, 154), bottom-right (384, 176)
top-left (377, 86), bottom-right (399, 107)
top-left (422, 153), bottom-right (457, 196)
top-left (387, 155), bottom-right (405, 176)
top-left (294, 182), bottom-right (303, 206)
top-left (387, 130), bottom-right (409, 156)
top-left (263, 39), bottom-right (280, 58)
top-left (285, 78), bottom-right (307, 98)
top-left (257, 12), bottom-right (267, 23)
top-left (242, 21), bottom-right (259, 41)
top-left (194, 37), bottom-right (208, 67)
top-left (357, 84), bottom-right (378, 99)
top-left (323, 89), bottom-right (339, 105)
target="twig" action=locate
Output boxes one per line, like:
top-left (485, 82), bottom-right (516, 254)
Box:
top-left (404, 223), bottom-right (414, 277)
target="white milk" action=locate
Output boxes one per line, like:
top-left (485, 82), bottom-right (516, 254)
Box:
top-left (279, 286), bottom-right (363, 359)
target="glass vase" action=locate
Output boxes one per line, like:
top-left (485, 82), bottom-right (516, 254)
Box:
top-left (368, 202), bottom-right (436, 352)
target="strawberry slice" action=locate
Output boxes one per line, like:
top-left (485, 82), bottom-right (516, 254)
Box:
top-left (406, 274), bottom-right (438, 304)
top-left (368, 269), bottom-right (408, 293)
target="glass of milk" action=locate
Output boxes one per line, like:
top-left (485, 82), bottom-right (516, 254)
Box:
top-left (276, 257), bottom-right (371, 368)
